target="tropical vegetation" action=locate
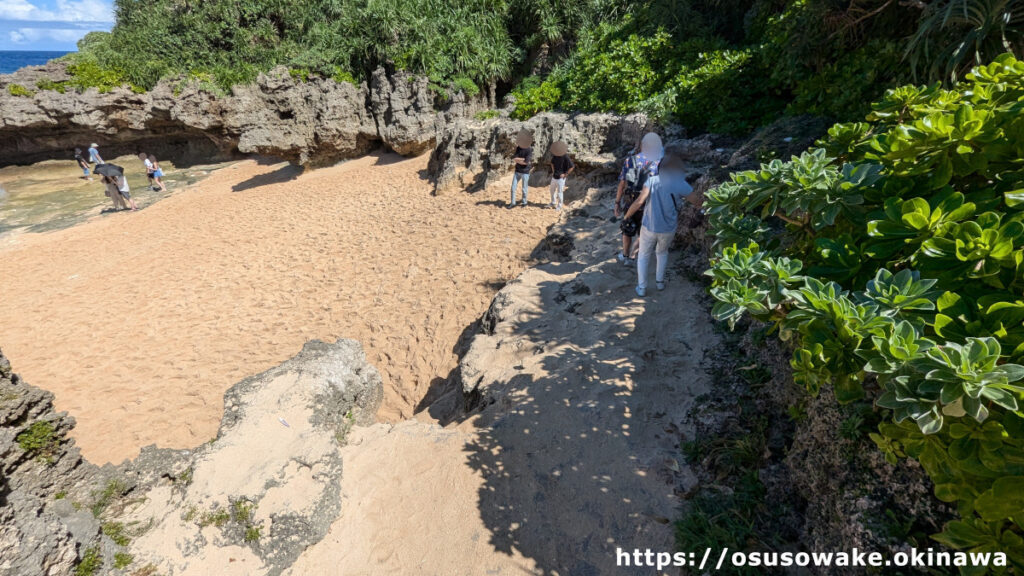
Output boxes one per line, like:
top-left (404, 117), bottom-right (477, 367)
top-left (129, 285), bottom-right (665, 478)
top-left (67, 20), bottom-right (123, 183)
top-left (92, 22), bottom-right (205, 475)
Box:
top-left (705, 53), bottom-right (1024, 571)
top-left (50, 0), bottom-right (1024, 135)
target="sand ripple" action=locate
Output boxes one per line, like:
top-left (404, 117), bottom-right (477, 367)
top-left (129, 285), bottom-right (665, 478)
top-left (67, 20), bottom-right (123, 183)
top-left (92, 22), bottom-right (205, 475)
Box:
top-left (0, 153), bottom-right (551, 464)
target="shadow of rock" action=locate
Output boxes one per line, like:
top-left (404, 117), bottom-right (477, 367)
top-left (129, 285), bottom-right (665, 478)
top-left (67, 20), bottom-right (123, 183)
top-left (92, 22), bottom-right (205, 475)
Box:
top-left (232, 163), bottom-right (304, 192)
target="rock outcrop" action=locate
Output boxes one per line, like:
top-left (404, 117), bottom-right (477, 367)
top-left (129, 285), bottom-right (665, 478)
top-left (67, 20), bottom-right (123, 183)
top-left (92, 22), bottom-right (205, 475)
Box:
top-left (427, 112), bottom-right (654, 194)
top-left (0, 340), bottom-right (382, 576)
top-left (0, 349), bottom-right (103, 576)
top-left (0, 62), bottom-right (485, 167)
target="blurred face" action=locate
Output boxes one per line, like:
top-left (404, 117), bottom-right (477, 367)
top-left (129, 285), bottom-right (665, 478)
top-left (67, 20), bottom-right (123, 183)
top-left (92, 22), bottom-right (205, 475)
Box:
top-left (658, 158), bottom-right (691, 195)
top-left (640, 133), bottom-right (663, 159)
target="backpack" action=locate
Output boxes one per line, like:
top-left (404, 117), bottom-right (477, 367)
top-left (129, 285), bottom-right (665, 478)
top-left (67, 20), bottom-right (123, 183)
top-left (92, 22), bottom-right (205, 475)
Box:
top-left (623, 155), bottom-right (653, 195)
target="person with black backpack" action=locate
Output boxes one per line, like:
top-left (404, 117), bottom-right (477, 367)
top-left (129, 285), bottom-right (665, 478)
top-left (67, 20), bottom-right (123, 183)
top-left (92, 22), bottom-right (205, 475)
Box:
top-left (614, 132), bottom-right (663, 265)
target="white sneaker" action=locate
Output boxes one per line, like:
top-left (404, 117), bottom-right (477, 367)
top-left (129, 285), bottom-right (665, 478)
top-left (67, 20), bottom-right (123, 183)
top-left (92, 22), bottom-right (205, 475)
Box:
top-left (625, 258), bottom-right (635, 267)
top-left (635, 286), bottom-right (646, 297)
top-left (656, 281), bottom-right (666, 291)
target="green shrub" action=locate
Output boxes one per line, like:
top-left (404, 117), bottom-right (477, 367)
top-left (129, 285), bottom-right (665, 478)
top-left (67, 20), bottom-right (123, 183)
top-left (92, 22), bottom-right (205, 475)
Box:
top-left (451, 77), bottom-right (480, 97)
top-left (474, 109), bottom-right (500, 120)
top-left (101, 521), bottom-right (130, 546)
top-left (64, 54), bottom-right (130, 93)
top-left (16, 421), bottom-right (59, 462)
top-left (331, 68), bottom-right (356, 85)
top-left (244, 525), bottom-right (261, 542)
top-left (510, 76), bottom-right (562, 120)
top-left (90, 478), bottom-right (127, 517)
top-left (7, 83), bottom-right (33, 97)
top-left (74, 546), bottom-right (102, 576)
top-left (289, 68), bottom-right (312, 82)
top-left (704, 53), bottom-right (1024, 567)
top-left (509, 27), bottom-right (786, 133)
top-left (113, 552), bottom-right (133, 570)
top-left (35, 78), bottom-right (67, 93)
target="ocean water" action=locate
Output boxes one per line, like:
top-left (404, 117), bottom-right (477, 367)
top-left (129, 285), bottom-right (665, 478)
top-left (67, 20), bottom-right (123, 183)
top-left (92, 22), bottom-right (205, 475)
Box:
top-left (0, 51), bottom-right (71, 74)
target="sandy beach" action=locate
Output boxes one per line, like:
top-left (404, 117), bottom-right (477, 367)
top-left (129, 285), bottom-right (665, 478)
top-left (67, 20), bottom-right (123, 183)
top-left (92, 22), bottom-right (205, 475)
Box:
top-left (0, 153), bottom-right (552, 464)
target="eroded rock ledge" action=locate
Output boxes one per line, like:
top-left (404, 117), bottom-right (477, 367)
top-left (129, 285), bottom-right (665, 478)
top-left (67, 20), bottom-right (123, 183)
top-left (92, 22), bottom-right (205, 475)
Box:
top-left (0, 340), bottom-right (382, 576)
top-left (0, 63), bottom-right (484, 167)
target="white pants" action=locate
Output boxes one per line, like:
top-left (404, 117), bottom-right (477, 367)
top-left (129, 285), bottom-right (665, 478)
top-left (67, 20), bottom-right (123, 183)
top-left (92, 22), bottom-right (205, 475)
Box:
top-left (549, 178), bottom-right (566, 206)
top-left (637, 225), bottom-right (673, 290)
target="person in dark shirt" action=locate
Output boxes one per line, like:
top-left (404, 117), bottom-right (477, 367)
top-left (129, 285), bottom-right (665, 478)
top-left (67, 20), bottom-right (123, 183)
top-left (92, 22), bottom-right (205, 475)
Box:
top-left (74, 148), bottom-right (93, 181)
top-left (509, 129), bottom-right (534, 208)
top-left (547, 141), bottom-right (574, 211)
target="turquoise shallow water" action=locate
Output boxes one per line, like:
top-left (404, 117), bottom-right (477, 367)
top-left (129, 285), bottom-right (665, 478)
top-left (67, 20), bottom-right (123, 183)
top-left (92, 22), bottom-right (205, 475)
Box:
top-left (0, 51), bottom-right (70, 74)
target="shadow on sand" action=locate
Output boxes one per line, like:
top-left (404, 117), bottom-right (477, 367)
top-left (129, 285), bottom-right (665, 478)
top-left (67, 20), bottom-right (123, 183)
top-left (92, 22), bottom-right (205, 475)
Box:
top-left (231, 163), bottom-right (304, 192)
top-left (424, 184), bottom-right (715, 574)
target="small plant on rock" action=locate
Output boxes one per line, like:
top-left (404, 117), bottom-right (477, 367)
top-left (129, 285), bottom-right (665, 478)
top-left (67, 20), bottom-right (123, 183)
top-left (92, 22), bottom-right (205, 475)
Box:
top-left (113, 552), bottom-right (134, 570)
top-left (74, 546), bottom-right (102, 576)
top-left (90, 478), bottom-right (127, 517)
top-left (102, 521), bottom-right (131, 546)
top-left (6, 83), bottom-right (33, 97)
top-left (16, 420), bottom-right (61, 463)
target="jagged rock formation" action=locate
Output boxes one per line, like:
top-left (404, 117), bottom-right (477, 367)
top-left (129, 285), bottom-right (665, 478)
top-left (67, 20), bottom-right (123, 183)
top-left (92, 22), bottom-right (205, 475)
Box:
top-left (427, 112), bottom-right (655, 194)
top-left (0, 348), bottom-right (107, 576)
top-left (0, 63), bottom-right (484, 167)
top-left (0, 340), bottom-right (382, 576)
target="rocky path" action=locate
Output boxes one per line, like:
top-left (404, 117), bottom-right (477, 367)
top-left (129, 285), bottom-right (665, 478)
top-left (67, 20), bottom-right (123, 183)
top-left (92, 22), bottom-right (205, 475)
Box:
top-left (289, 184), bottom-right (718, 575)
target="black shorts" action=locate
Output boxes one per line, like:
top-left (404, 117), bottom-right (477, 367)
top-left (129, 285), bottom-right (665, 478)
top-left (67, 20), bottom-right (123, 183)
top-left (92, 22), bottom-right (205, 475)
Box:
top-left (619, 193), bottom-right (643, 237)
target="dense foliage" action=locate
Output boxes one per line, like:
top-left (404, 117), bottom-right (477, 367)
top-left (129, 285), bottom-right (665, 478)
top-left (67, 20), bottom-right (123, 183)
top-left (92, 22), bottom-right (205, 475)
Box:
top-left (509, 0), bottom-right (1024, 133)
top-left (58, 0), bottom-right (615, 94)
top-left (705, 53), bottom-right (1024, 570)
top-left (46, 0), bottom-right (1022, 135)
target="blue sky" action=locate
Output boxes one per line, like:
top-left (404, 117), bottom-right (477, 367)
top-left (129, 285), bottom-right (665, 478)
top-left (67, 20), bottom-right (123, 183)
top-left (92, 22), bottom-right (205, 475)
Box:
top-left (0, 0), bottom-right (113, 51)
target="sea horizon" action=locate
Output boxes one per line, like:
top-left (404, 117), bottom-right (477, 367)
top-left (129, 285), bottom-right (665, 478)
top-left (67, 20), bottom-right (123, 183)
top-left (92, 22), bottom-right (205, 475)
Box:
top-left (0, 50), bottom-right (73, 74)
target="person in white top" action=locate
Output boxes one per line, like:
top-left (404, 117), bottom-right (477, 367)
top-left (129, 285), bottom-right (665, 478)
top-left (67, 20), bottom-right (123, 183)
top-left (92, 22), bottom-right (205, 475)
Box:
top-left (103, 175), bottom-right (126, 211)
top-left (116, 174), bottom-right (137, 211)
top-left (139, 153), bottom-right (167, 192)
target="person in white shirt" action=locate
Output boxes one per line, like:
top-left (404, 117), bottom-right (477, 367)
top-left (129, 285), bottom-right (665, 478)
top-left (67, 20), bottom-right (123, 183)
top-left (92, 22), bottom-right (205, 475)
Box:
top-left (140, 153), bottom-right (167, 192)
top-left (102, 175), bottom-right (126, 211)
top-left (116, 174), bottom-right (137, 211)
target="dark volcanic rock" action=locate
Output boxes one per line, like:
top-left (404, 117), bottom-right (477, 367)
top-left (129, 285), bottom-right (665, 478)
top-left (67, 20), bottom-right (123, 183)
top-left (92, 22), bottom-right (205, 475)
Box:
top-left (0, 62), bottom-right (485, 167)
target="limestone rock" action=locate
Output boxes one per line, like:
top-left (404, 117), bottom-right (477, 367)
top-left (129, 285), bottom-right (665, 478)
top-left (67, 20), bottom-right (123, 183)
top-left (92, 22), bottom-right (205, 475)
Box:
top-left (428, 112), bottom-right (653, 194)
top-left (0, 349), bottom-right (103, 576)
top-left (0, 338), bottom-right (383, 576)
top-left (0, 62), bottom-right (484, 167)
top-left (118, 339), bottom-right (382, 576)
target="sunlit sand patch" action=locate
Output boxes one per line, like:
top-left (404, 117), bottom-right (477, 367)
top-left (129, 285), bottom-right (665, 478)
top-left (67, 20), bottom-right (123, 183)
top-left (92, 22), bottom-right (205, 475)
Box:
top-left (0, 152), bottom-right (553, 464)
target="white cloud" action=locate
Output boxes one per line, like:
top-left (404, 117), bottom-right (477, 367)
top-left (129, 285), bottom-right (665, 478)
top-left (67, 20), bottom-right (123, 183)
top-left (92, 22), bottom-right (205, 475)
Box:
top-left (8, 26), bottom-right (91, 44)
top-left (0, 0), bottom-right (113, 23)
